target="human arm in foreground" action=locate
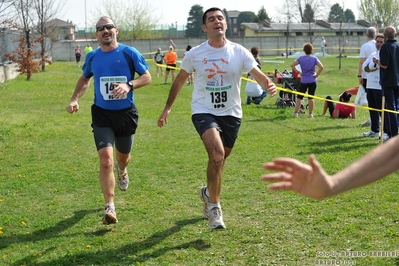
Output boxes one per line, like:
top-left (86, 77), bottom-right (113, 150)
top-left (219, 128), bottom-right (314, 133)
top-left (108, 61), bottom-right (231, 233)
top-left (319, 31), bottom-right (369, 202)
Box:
top-left (157, 69), bottom-right (189, 127)
top-left (66, 75), bottom-right (91, 113)
top-left (248, 67), bottom-right (277, 97)
top-left (261, 136), bottom-right (399, 199)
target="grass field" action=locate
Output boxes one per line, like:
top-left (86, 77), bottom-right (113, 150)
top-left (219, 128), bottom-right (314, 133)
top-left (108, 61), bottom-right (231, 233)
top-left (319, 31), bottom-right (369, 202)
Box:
top-left (1, 55), bottom-right (399, 266)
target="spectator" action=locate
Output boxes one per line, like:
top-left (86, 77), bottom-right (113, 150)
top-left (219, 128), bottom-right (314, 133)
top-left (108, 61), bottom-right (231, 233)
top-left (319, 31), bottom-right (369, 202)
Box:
top-left (321, 92), bottom-right (356, 119)
top-left (291, 43), bottom-right (324, 118)
top-left (245, 47), bottom-right (267, 105)
top-left (362, 34), bottom-right (388, 140)
top-left (262, 136), bottom-right (399, 200)
top-left (358, 27), bottom-right (377, 127)
top-left (320, 37), bottom-right (326, 57)
top-left (154, 48), bottom-right (164, 77)
top-left (183, 45), bottom-right (194, 85)
top-left (163, 46), bottom-right (177, 84)
top-left (75, 45), bottom-right (82, 67)
top-left (84, 44), bottom-right (93, 55)
top-left (373, 26), bottom-right (399, 141)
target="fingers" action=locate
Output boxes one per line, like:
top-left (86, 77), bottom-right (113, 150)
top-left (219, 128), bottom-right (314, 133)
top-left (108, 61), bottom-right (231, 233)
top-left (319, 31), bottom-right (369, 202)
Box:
top-left (112, 83), bottom-right (129, 99)
top-left (263, 157), bottom-right (303, 172)
top-left (268, 182), bottom-right (294, 190)
top-left (261, 172), bottom-right (292, 182)
top-left (266, 82), bottom-right (277, 97)
top-left (308, 154), bottom-right (326, 177)
top-left (157, 116), bottom-right (168, 127)
top-left (66, 104), bottom-right (79, 113)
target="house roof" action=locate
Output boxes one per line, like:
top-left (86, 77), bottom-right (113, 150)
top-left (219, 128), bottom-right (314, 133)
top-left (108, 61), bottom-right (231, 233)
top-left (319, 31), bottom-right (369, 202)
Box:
top-left (227, 10), bottom-right (240, 18)
top-left (242, 20), bottom-right (371, 33)
top-left (47, 18), bottom-right (75, 27)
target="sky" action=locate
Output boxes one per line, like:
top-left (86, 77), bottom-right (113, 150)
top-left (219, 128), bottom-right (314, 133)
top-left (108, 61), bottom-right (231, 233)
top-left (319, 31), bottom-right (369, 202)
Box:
top-left (59, 0), bottom-right (360, 29)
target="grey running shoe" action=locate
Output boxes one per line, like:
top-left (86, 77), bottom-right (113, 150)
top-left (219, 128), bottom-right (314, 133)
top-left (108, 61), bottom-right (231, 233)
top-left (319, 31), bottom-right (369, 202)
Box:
top-left (207, 207), bottom-right (226, 229)
top-left (380, 132), bottom-right (389, 141)
top-left (199, 186), bottom-right (210, 219)
top-left (363, 131), bottom-right (379, 137)
top-left (102, 206), bottom-right (118, 225)
top-left (360, 119), bottom-right (371, 127)
top-left (115, 161), bottom-right (129, 191)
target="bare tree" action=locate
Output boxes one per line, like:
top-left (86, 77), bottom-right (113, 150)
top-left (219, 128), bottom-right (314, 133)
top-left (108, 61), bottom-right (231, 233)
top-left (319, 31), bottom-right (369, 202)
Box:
top-left (0, 0), bottom-right (18, 62)
top-left (359, 0), bottom-right (399, 27)
top-left (7, 0), bottom-right (39, 80)
top-left (33, 0), bottom-right (65, 71)
top-left (90, 0), bottom-right (163, 40)
top-left (0, 0), bottom-right (15, 19)
top-left (276, 0), bottom-right (329, 23)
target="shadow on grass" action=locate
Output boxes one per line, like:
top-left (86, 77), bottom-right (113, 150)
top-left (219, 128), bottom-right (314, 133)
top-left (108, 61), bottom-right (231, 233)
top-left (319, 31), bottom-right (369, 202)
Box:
top-left (11, 216), bottom-right (208, 265)
top-left (0, 209), bottom-right (100, 251)
top-left (299, 136), bottom-right (377, 155)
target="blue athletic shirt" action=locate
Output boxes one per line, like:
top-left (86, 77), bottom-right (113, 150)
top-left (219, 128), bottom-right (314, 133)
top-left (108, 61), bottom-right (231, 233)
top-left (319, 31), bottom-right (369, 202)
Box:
top-left (82, 44), bottom-right (149, 110)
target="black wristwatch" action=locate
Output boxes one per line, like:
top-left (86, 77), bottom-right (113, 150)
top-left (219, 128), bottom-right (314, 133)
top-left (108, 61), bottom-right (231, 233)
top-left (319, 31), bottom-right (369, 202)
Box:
top-left (126, 81), bottom-right (133, 90)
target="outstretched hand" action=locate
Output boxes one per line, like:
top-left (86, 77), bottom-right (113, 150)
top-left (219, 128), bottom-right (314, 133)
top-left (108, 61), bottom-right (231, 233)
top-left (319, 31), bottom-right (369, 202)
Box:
top-left (261, 154), bottom-right (334, 199)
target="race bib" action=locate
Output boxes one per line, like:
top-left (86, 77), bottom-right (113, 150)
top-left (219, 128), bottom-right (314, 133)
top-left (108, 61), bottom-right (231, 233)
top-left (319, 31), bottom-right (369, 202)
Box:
top-left (99, 76), bottom-right (128, 100)
top-left (205, 85), bottom-right (233, 109)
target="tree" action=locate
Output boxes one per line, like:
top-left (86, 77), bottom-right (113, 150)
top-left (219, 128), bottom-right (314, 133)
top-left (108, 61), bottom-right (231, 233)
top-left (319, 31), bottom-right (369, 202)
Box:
top-left (344, 9), bottom-right (355, 22)
top-left (237, 11), bottom-right (257, 26)
top-left (5, 35), bottom-right (40, 79)
top-left (223, 8), bottom-right (231, 37)
top-left (9, 0), bottom-right (40, 80)
top-left (0, 0), bottom-right (15, 19)
top-left (185, 4), bottom-right (204, 38)
top-left (33, 0), bottom-right (63, 71)
top-left (95, 0), bottom-right (162, 40)
top-left (276, 0), bottom-right (329, 23)
top-left (303, 4), bottom-right (314, 22)
top-left (255, 6), bottom-right (271, 22)
top-left (328, 3), bottom-right (344, 22)
top-left (359, 0), bottom-right (399, 27)
top-left (0, 0), bottom-right (18, 62)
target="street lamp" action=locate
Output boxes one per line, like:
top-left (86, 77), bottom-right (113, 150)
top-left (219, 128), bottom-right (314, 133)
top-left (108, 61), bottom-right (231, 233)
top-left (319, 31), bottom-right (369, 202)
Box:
top-left (285, 14), bottom-right (291, 58)
top-left (84, 0), bottom-right (87, 41)
top-left (175, 21), bottom-right (177, 38)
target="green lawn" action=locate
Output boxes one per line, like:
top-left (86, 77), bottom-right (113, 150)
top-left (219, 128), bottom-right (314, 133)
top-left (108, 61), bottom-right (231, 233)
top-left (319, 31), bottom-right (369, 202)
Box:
top-left (0, 56), bottom-right (398, 266)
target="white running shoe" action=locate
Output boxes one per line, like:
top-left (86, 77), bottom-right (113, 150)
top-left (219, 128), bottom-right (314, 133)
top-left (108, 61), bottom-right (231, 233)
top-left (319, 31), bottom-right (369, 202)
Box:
top-left (115, 161), bottom-right (129, 191)
top-left (102, 206), bottom-right (118, 225)
top-left (207, 207), bottom-right (226, 229)
top-left (199, 186), bottom-right (210, 219)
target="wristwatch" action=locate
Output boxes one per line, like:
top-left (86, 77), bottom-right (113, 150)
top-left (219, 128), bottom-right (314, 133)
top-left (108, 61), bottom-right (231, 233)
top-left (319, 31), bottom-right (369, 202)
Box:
top-left (357, 75), bottom-right (362, 78)
top-left (126, 81), bottom-right (133, 90)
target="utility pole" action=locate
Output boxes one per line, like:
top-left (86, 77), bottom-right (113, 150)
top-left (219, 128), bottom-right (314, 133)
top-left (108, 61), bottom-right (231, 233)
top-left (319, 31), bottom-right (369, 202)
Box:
top-left (84, 0), bottom-right (87, 41)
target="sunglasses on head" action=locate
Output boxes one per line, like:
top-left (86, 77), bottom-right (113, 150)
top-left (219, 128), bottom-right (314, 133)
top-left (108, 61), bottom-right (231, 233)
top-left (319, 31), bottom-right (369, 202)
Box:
top-left (96, 24), bottom-right (115, 32)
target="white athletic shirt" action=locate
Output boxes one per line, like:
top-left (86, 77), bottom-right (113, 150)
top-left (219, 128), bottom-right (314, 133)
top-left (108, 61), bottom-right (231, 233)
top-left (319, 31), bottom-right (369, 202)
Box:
top-left (362, 51), bottom-right (381, 90)
top-left (180, 40), bottom-right (258, 118)
top-left (359, 40), bottom-right (376, 79)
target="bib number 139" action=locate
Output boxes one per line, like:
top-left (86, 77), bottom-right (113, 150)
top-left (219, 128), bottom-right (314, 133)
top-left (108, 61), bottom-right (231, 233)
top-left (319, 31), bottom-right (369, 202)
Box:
top-left (210, 91), bottom-right (227, 108)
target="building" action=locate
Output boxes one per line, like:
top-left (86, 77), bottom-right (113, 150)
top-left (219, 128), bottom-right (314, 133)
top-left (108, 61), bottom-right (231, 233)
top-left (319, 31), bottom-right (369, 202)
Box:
top-left (45, 18), bottom-right (76, 41)
top-left (226, 10), bottom-right (241, 37)
top-left (241, 19), bottom-right (372, 38)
